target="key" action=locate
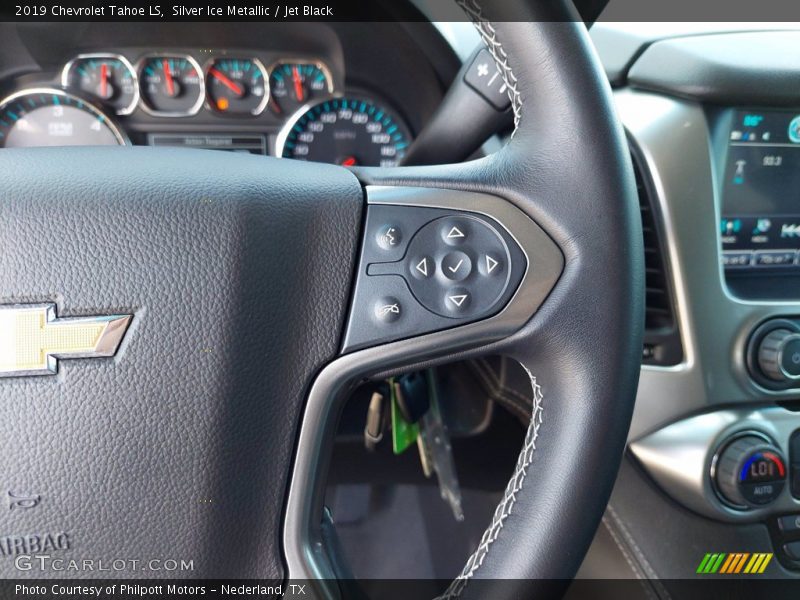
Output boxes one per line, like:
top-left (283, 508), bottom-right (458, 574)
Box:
top-left (395, 371), bottom-right (430, 423)
top-left (363, 389), bottom-right (387, 451)
top-left (417, 434), bottom-right (433, 478)
top-left (418, 369), bottom-right (465, 521)
top-left (390, 377), bottom-right (419, 454)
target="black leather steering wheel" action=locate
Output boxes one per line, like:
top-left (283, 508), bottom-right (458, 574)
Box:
top-left (0, 1), bottom-right (642, 598)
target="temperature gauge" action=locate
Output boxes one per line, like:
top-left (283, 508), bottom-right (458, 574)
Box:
top-left (268, 61), bottom-right (333, 115)
top-left (139, 54), bottom-right (204, 117)
top-left (206, 58), bottom-right (269, 116)
top-left (62, 54), bottom-right (139, 115)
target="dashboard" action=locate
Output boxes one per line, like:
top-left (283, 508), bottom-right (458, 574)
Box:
top-left (0, 22), bottom-right (457, 165)
top-left (587, 23), bottom-right (800, 581)
top-left (4, 15), bottom-right (800, 583)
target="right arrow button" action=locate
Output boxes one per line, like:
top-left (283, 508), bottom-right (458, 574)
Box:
top-left (484, 254), bottom-right (501, 275)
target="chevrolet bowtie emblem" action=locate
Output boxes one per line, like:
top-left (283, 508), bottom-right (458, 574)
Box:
top-left (0, 304), bottom-right (132, 377)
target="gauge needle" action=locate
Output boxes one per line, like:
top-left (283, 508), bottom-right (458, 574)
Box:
top-left (163, 59), bottom-right (175, 97)
top-left (100, 63), bottom-right (108, 98)
top-left (292, 66), bottom-right (305, 102)
top-left (210, 68), bottom-right (244, 97)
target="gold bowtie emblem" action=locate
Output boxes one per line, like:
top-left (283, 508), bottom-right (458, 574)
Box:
top-left (0, 304), bottom-right (131, 377)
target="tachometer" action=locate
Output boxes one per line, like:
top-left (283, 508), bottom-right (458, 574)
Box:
top-left (268, 61), bottom-right (333, 115)
top-left (139, 54), bottom-right (204, 117)
top-left (0, 89), bottom-right (126, 148)
top-left (275, 97), bottom-right (411, 167)
top-left (62, 53), bottom-right (138, 115)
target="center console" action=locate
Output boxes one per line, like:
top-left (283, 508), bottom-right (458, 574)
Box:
top-left (626, 97), bottom-right (800, 573)
top-left (631, 407), bottom-right (800, 570)
top-left (591, 26), bottom-right (800, 582)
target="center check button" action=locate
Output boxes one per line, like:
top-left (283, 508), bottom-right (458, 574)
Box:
top-left (441, 251), bottom-right (472, 281)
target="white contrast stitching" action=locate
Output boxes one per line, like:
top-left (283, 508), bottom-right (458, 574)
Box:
top-left (600, 516), bottom-right (659, 600)
top-left (469, 358), bottom-right (532, 421)
top-left (436, 372), bottom-right (543, 599)
top-left (606, 505), bottom-right (673, 599)
top-left (455, 0), bottom-right (522, 133)
top-left (436, 5), bottom-right (531, 597)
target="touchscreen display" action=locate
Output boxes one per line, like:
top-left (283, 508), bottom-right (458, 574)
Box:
top-left (721, 110), bottom-right (800, 270)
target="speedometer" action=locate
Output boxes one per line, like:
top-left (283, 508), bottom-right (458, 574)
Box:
top-left (275, 97), bottom-right (411, 167)
top-left (0, 88), bottom-right (126, 148)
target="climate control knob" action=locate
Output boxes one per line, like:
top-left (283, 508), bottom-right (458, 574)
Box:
top-left (758, 329), bottom-right (800, 383)
top-left (714, 435), bottom-right (786, 508)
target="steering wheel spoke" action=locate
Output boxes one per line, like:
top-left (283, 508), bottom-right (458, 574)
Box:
top-left (285, 11), bottom-right (644, 599)
top-left (0, 3), bottom-right (643, 597)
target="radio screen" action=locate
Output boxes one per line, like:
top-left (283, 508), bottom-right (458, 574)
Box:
top-left (721, 110), bottom-right (800, 270)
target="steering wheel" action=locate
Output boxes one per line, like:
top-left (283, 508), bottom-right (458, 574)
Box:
top-left (0, 0), bottom-right (642, 597)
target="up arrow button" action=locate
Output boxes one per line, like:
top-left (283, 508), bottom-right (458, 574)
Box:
top-left (446, 226), bottom-right (465, 239)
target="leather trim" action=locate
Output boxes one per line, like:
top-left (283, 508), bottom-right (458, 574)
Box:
top-left (456, 0), bottom-right (523, 133)
top-left (436, 5), bottom-right (538, 595)
top-left (438, 370), bottom-right (544, 599)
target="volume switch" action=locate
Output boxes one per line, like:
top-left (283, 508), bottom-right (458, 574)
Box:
top-left (758, 329), bottom-right (800, 383)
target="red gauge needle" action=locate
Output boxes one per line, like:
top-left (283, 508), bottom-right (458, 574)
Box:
top-left (100, 63), bottom-right (108, 98)
top-left (210, 68), bottom-right (244, 97)
top-left (163, 59), bottom-right (175, 97)
top-left (292, 66), bottom-right (305, 102)
top-left (341, 156), bottom-right (358, 167)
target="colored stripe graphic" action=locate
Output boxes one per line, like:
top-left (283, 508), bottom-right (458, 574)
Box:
top-left (696, 553), bottom-right (713, 574)
top-left (719, 553), bottom-right (749, 573)
top-left (734, 553), bottom-right (750, 573)
top-left (758, 554), bottom-right (773, 573)
top-left (719, 554), bottom-right (736, 574)
top-left (697, 553), bottom-right (772, 574)
top-left (697, 553), bottom-right (727, 574)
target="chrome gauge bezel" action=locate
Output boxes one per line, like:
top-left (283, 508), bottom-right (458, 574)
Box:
top-left (274, 94), bottom-right (412, 165)
top-left (136, 53), bottom-right (206, 118)
top-left (203, 56), bottom-right (271, 117)
top-left (61, 53), bottom-right (140, 116)
top-left (274, 95), bottom-right (340, 158)
top-left (267, 58), bottom-right (335, 112)
top-left (0, 87), bottom-right (129, 147)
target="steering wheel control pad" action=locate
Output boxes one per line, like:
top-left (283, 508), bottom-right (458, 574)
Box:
top-left (342, 190), bottom-right (533, 352)
top-left (374, 214), bottom-right (517, 318)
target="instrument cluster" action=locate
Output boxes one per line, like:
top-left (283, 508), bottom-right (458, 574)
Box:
top-left (0, 49), bottom-right (412, 167)
top-left (59, 52), bottom-right (333, 118)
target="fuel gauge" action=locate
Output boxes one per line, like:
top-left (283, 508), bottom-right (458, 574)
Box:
top-left (62, 53), bottom-right (138, 115)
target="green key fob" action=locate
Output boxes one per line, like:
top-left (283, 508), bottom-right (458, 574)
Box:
top-left (390, 378), bottom-right (418, 454)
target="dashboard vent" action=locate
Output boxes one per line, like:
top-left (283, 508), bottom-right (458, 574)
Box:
top-left (632, 151), bottom-right (683, 367)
